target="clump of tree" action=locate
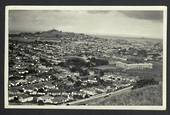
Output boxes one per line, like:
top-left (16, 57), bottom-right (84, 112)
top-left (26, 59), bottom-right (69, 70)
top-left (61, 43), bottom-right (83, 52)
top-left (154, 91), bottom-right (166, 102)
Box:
top-left (39, 57), bottom-right (52, 67)
top-left (132, 78), bottom-right (159, 89)
top-left (89, 57), bottom-right (109, 66)
top-left (127, 56), bottom-right (144, 63)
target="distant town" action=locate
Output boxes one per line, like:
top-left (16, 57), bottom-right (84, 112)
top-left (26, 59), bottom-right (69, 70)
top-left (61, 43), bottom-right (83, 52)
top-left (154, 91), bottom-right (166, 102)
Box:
top-left (8, 29), bottom-right (162, 105)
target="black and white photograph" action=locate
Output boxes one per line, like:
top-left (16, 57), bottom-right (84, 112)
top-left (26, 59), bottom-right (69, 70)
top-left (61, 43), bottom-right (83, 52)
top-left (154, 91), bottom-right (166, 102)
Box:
top-left (5, 6), bottom-right (167, 110)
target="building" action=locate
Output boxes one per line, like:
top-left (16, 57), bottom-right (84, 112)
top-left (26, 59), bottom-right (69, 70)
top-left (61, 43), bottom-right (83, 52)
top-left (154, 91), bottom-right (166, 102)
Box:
top-left (115, 61), bottom-right (127, 68)
top-left (51, 96), bottom-right (69, 104)
top-left (44, 83), bottom-right (56, 89)
top-left (80, 88), bottom-right (97, 96)
top-left (115, 61), bottom-right (153, 70)
top-left (9, 95), bottom-right (18, 102)
top-left (126, 63), bottom-right (153, 69)
top-left (18, 95), bottom-right (34, 103)
top-left (94, 87), bottom-right (106, 93)
top-left (37, 95), bottom-right (54, 104)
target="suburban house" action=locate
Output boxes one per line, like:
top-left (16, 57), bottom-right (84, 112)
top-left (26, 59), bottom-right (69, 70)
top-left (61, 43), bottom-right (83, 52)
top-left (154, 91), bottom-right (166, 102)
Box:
top-left (18, 95), bottom-right (34, 103)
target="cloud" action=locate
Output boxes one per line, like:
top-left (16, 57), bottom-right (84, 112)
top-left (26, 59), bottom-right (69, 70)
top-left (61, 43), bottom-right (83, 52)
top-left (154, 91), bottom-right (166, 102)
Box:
top-left (9, 10), bottom-right (163, 39)
top-left (119, 11), bottom-right (163, 22)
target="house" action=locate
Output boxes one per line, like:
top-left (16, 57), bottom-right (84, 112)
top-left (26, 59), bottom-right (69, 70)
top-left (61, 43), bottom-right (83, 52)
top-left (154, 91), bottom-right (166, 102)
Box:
top-left (80, 88), bottom-right (97, 96)
top-left (18, 70), bottom-right (29, 75)
top-left (16, 79), bottom-right (27, 85)
top-left (32, 55), bottom-right (39, 61)
top-left (22, 87), bottom-right (34, 93)
top-left (36, 92), bottom-right (46, 96)
top-left (115, 61), bottom-right (127, 68)
top-left (51, 96), bottom-right (69, 105)
top-left (44, 83), bottom-right (56, 89)
top-left (9, 95), bottom-right (18, 102)
top-left (89, 70), bottom-right (95, 76)
top-left (37, 95), bottom-right (54, 104)
top-left (29, 91), bottom-right (37, 96)
top-left (48, 89), bottom-right (60, 96)
top-left (86, 79), bottom-right (98, 84)
top-left (18, 95), bottom-right (34, 103)
top-left (100, 76), bottom-right (112, 82)
top-left (94, 87), bottom-right (106, 93)
top-left (73, 72), bottom-right (80, 76)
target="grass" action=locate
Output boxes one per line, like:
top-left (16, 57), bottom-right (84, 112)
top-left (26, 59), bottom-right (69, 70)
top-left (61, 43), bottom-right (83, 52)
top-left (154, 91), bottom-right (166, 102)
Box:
top-left (85, 84), bottom-right (162, 105)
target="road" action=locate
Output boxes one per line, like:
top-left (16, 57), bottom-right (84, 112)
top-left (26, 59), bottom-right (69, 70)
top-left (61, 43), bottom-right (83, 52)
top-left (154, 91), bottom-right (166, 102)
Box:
top-left (63, 86), bottom-right (133, 105)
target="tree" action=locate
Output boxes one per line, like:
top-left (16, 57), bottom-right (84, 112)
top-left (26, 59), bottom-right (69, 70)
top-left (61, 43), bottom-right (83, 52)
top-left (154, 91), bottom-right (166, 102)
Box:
top-left (96, 77), bottom-right (105, 85)
top-left (132, 78), bottom-right (159, 89)
top-left (67, 76), bottom-right (74, 82)
top-left (84, 94), bottom-right (89, 98)
top-left (74, 80), bottom-right (82, 88)
top-left (38, 100), bottom-right (44, 105)
top-left (138, 49), bottom-right (147, 57)
top-left (38, 88), bottom-right (44, 93)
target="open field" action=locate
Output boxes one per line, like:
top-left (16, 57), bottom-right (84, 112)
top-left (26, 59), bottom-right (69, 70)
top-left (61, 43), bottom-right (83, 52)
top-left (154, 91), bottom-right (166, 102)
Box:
top-left (82, 84), bottom-right (162, 105)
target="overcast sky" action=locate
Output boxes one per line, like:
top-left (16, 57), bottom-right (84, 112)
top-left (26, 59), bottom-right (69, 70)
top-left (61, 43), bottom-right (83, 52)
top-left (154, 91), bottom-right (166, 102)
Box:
top-left (9, 10), bottom-right (163, 39)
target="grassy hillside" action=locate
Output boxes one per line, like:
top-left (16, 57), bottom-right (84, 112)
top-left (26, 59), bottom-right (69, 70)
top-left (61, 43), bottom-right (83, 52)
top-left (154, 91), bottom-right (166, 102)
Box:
top-left (86, 84), bottom-right (162, 105)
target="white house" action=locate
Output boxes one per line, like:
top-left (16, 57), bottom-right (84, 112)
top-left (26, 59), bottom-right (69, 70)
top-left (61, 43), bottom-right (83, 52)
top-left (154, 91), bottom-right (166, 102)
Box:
top-left (37, 95), bottom-right (54, 104)
top-left (18, 96), bottom-right (33, 103)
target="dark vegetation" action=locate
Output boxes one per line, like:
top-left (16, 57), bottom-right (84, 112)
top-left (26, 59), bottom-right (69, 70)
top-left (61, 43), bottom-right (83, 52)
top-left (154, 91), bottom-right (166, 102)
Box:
top-left (132, 78), bottom-right (159, 89)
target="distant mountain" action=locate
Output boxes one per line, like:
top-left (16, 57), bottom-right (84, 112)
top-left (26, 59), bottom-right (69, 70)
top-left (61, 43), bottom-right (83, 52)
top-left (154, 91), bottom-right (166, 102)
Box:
top-left (90, 34), bottom-right (162, 41)
top-left (35, 29), bottom-right (62, 37)
top-left (10, 29), bottom-right (61, 37)
top-left (9, 29), bottom-right (96, 40)
top-left (9, 29), bottom-right (162, 42)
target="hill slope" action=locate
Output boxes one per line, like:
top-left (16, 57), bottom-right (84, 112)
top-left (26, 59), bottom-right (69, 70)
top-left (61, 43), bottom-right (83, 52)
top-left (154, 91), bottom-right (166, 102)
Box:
top-left (86, 84), bottom-right (162, 105)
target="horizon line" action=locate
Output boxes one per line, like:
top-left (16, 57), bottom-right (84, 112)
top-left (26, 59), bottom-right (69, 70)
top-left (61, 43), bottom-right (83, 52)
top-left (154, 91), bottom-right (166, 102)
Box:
top-left (9, 29), bottom-right (162, 40)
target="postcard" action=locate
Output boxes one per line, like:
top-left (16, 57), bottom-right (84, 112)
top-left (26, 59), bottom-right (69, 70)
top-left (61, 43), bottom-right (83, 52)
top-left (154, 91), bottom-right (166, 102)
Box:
top-left (5, 6), bottom-right (167, 110)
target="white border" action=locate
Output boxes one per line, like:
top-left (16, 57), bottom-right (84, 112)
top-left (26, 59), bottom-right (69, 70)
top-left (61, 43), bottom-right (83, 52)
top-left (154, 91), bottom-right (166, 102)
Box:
top-left (5, 6), bottom-right (167, 110)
